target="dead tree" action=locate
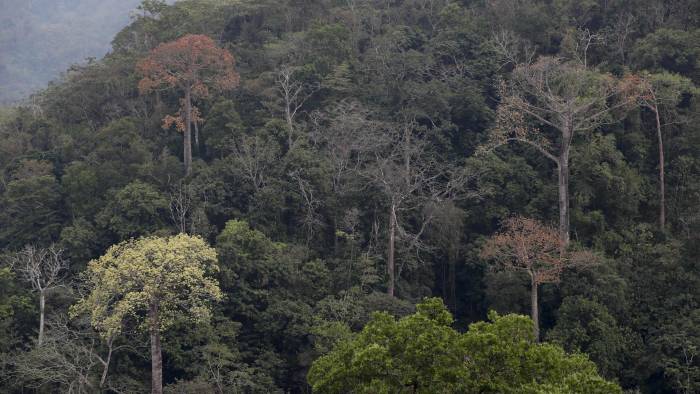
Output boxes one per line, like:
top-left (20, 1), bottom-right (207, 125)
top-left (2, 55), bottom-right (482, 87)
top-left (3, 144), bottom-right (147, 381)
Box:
top-left (290, 170), bottom-right (324, 247)
top-left (276, 66), bottom-right (319, 150)
top-left (230, 134), bottom-right (279, 194)
top-left (13, 245), bottom-right (68, 346)
top-left (366, 117), bottom-right (473, 297)
top-left (7, 316), bottom-right (128, 392)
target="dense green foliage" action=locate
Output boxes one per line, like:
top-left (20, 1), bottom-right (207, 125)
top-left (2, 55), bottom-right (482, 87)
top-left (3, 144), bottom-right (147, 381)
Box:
top-left (308, 298), bottom-right (620, 393)
top-left (1, 0), bottom-right (699, 392)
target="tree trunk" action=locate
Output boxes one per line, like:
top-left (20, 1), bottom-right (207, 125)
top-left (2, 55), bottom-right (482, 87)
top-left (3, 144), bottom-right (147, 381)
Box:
top-left (558, 129), bottom-right (572, 246)
top-left (100, 339), bottom-right (114, 388)
top-left (150, 303), bottom-right (163, 394)
top-left (387, 203), bottom-right (396, 297)
top-left (448, 246), bottom-right (457, 313)
top-left (184, 88), bottom-right (193, 176)
top-left (38, 290), bottom-right (45, 346)
top-left (654, 106), bottom-right (665, 230)
top-left (531, 277), bottom-right (539, 342)
top-left (194, 117), bottom-right (200, 156)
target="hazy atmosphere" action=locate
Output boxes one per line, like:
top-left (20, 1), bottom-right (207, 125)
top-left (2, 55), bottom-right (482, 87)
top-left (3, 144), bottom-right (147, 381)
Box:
top-left (0, 0), bottom-right (145, 104)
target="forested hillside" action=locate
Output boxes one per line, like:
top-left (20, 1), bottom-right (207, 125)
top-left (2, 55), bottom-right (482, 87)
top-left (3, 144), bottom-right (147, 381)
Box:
top-left (1, 0), bottom-right (699, 393)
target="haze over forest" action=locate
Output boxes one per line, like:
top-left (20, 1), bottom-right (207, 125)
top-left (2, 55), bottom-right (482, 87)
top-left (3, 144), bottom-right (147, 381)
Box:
top-left (0, 0), bottom-right (147, 104)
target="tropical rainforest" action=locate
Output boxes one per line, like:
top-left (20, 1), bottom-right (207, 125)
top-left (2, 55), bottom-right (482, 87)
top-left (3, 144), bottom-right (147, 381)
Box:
top-left (0, 0), bottom-right (699, 393)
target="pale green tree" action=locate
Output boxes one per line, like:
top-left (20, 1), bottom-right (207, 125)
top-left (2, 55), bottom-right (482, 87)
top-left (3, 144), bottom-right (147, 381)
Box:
top-left (71, 234), bottom-right (222, 394)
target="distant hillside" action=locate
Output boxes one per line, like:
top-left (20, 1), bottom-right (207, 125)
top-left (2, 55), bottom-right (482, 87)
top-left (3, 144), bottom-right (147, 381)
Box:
top-left (0, 0), bottom-right (144, 104)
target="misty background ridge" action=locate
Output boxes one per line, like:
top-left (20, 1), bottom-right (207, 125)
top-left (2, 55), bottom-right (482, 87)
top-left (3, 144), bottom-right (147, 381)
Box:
top-left (0, 0), bottom-right (151, 104)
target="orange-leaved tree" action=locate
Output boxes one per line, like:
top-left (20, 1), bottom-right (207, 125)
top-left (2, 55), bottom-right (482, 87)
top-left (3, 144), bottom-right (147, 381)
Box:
top-left (480, 216), bottom-right (596, 341)
top-left (137, 34), bottom-right (239, 175)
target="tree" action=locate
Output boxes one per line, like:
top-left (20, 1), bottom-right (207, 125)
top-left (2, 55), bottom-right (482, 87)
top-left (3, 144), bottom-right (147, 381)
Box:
top-left (275, 66), bottom-right (319, 151)
top-left (636, 72), bottom-right (695, 230)
top-left (365, 117), bottom-right (470, 297)
top-left (307, 298), bottom-right (621, 393)
top-left (71, 234), bottom-right (222, 394)
top-left (480, 217), bottom-right (596, 340)
top-left (12, 244), bottom-right (68, 347)
top-left (96, 181), bottom-right (169, 239)
top-left (137, 34), bottom-right (240, 175)
top-left (0, 172), bottom-right (63, 249)
top-left (483, 56), bottom-right (637, 244)
top-left (6, 316), bottom-right (127, 392)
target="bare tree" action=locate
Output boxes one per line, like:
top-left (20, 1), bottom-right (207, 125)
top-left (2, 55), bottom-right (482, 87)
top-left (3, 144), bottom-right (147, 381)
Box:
top-left (489, 29), bottom-right (537, 69)
top-left (562, 28), bottom-right (604, 67)
top-left (169, 181), bottom-right (195, 234)
top-left (168, 180), bottom-right (211, 236)
top-left (12, 244), bottom-right (69, 346)
top-left (289, 170), bottom-right (324, 247)
top-left (480, 217), bottom-right (597, 340)
top-left (314, 101), bottom-right (385, 194)
top-left (276, 66), bottom-right (319, 150)
top-left (366, 116), bottom-right (474, 297)
top-left (230, 134), bottom-right (279, 193)
top-left (5, 316), bottom-right (131, 393)
top-left (605, 13), bottom-right (636, 65)
top-left (482, 57), bottom-right (638, 245)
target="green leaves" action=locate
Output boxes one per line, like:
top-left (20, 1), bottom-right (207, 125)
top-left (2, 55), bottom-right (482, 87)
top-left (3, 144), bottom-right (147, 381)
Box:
top-left (309, 299), bottom-right (621, 394)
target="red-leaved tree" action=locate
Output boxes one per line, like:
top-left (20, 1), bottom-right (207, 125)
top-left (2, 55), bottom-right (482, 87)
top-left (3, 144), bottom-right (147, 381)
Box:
top-left (137, 34), bottom-right (239, 175)
top-left (480, 216), bottom-right (596, 340)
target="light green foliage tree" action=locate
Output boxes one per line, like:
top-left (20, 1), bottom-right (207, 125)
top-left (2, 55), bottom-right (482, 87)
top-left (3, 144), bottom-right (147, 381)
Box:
top-left (308, 298), bottom-right (620, 394)
top-left (71, 234), bottom-right (222, 394)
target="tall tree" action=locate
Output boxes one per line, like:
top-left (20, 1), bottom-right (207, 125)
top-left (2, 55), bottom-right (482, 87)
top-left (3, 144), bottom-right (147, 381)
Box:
top-left (637, 72), bottom-right (695, 230)
top-left (12, 244), bottom-right (68, 347)
top-left (71, 234), bottom-right (222, 394)
top-left (483, 57), bottom-right (637, 244)
top-left (137, 34), bottom-right (240, 175)
top-left (480, 217), bottom-right (595, 340)
top-left (366, 117), bottom-right (468, 297)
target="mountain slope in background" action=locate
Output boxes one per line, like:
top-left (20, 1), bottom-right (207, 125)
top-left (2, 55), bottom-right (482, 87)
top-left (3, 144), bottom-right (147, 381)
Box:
top-left (0, 0), bottom-right (145, 104)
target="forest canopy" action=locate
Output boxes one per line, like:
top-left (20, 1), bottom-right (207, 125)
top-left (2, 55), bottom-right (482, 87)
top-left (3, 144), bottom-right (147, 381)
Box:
top-left (0, 0), bottom-right (699, 393)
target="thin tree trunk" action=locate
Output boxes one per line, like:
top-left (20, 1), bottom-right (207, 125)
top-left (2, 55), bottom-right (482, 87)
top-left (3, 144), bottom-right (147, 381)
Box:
top-left (150, 303), bottom-right (163, 394)
top-left (100, 339), bottom-right (114, 388)
top-left (184, 88), bottom-right (193, 176)
top-left (654, 106), bottom-right (665, 230)
top-left (558, 128), bottom-right (572, 246)
top-left (387, 203), bottom-right (396, 297)
top-left (531, 276), bottom-right (539, 342)
top-left (38, 290), bottom-right (45, 346)
top-left (194, 118), bottom-right (200, 156)
top-left (448, 245), bottom-right (457, 313)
